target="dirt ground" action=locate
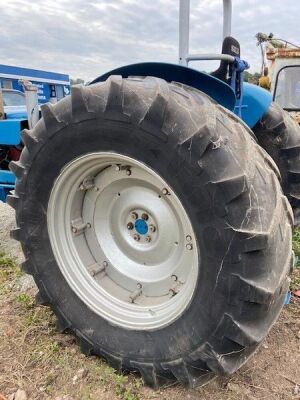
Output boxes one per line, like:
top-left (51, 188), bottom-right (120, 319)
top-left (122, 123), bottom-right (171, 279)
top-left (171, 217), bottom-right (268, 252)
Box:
top-left (0, 201), bottom-right (299, 400)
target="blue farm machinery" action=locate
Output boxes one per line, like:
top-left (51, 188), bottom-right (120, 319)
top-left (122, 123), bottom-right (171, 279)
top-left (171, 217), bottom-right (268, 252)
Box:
top-left (1, 0), bottom-right (299, 389)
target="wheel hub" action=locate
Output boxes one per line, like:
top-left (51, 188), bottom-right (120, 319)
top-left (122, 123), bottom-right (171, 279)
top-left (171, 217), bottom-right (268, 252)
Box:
top-left (134, 218), bottom-right (148, 235)
top-left (47, 152), bottom-right (199, 329)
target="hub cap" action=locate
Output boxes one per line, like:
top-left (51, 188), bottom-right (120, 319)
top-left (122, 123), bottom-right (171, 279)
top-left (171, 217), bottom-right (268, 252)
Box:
top-left (47, 152), bottom-right (199, 329)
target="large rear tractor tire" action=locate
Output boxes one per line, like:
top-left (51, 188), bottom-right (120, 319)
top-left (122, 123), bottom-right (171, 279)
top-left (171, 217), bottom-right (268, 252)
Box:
top-left (8, 77), bottom-right (293, 388)
top-left (253, 102), bottom-right (300, 224)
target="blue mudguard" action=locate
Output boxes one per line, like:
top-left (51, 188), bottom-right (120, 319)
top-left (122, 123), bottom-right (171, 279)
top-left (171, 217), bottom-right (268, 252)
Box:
top-left (239, 83), bottom-right (272, 128)
top-left (91, 62), bottom-right (236, 112)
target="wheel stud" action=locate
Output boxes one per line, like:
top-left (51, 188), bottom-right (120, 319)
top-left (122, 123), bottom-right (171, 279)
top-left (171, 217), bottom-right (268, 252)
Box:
top-left (149, 224), bottom-right (156, 232)
top-left (141, 213), bottom-right (149, 221)
top-left (131, 212), bottom-right (138, 220)
top-left (127, 222), bottom-right (134, 230)
top-left (134, 234), bottom-right (140, 241)
top-left (186, 243), bottom-right (193, 250)
top-left (145, 235), bottom-right (152, 243)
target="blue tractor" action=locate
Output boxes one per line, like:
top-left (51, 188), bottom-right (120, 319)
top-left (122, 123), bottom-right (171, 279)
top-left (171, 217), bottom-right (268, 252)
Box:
top-left (0, 89), bottom-right (29, 201)
top-left (2, 0), bottom-right (299, 388)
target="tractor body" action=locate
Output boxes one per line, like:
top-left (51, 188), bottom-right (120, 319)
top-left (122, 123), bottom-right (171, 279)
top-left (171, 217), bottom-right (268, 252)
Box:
top-left (0, 89), bottom-right (28, 202)
top-left (2, 0), bottom-right (298, 389)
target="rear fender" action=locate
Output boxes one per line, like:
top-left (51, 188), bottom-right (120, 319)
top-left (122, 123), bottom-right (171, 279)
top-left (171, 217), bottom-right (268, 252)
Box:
top-left (91, 62), bottom-right (236, 112)
top-left (240, 83), bottom-right (272, 128)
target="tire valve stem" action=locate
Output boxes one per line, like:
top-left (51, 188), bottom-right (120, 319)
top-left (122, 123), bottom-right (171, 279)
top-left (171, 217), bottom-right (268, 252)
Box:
top-left (162, 188), bottom-right (170, 195)
top-left (129, 288), bottom-right (142, 303)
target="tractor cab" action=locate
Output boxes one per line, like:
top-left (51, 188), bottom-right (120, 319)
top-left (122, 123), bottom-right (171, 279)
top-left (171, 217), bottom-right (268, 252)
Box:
top-left (274, 65), bottom-right (300, 112)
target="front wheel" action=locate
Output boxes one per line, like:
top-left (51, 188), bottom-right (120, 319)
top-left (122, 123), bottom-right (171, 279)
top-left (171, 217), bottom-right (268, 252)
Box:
top-left (9, 76), bottom-right (293, 388)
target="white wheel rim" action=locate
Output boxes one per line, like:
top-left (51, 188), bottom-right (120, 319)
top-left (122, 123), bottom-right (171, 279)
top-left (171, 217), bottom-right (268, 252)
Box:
top-left (47, 152), bottom-right (199, 329)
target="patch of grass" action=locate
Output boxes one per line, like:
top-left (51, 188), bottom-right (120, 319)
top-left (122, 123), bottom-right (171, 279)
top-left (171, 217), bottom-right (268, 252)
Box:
top-left (293, 227), bottom-right (300, 262)
top-left (290, 268), bottom-right (300, 290)
top-left (0, 250), bottom-right (22, 295)
top-left (0, 250), bottom-right (21, 282)
top-left (292, 228), bottom-right (300, 290)
top-left (16, 293), bottom-right (34, 309)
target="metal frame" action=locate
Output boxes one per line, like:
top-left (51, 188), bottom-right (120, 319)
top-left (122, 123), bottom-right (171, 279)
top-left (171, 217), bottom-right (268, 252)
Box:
top-left (179, 0), bottom-right (234, 66)
top-left (273, 64), bottom-right (300, 112)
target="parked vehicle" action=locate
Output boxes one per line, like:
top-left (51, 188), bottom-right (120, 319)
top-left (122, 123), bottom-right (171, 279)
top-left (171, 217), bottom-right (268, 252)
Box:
top-left (1, 0), bottom-right (298, 388)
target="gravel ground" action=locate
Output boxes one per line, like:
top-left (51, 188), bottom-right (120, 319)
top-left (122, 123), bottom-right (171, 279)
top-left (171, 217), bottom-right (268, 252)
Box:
top-left (0, 201), bottom-right (36, 292)
top-left (0, 201), bottom-right (23, 263)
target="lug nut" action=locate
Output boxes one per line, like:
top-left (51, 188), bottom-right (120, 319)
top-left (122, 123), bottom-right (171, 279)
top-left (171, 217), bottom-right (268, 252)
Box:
top-left (141, 213), bottom-right (149, 221)
top-left (171, 274), bottom-right (178, 282)
top-left (103, 261), bottom-right (108, 267)
top-left (186, 235), bottom-right (192, 241)
top-left (126, 168), bottom-right (132, 176)
top-left (145, 236), bottom-right (152, 243)
top-left (127, 222), bottom-right (134, 230)
top-left (133, 234), bottom-right (140, 241)
top-left (149, 224), bottom-right (156, 233)
top-left (186, 243), bottom-right (193, 250)
top-left (131, 212), bottom-right (138, 220)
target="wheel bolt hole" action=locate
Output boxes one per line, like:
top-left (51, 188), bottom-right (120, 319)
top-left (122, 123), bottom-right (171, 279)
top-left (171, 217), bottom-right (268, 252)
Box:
top-left (131, 212), bottom-right (138, 220)
top-left (127, 222), bottom-right (134, 230)
top-left (141, 213), bottom-right (149, 221)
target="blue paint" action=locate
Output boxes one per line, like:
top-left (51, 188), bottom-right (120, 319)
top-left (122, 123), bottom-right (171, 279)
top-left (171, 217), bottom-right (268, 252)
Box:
top-left (135, 219), bottom-right (148, 235)
top-left (239, 83), bottom-right (272, 128)
top-left (11, 79), bottom-right (69, 104)
top-left (0, 187), bottom-right (10, 202)
top-left (230, 57), bottom-right (250, 118)
top-left (0, 64), bottom-right (69, 83)
top-left (0, 170), bottom-right (16, 184)
top-left (0, 119), bottom-right (24, 145)
top-left (91, 62), bottom-right (236, 112)
top-left (0, 171), bottom-right (15, 203)
top-left (5, 109), bottom-right (27, 120)
top-left (284, 291), bottom-right (292, 305)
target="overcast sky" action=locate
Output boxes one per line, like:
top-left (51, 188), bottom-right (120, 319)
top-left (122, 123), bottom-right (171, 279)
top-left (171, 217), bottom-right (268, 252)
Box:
top-left (0, 0), bottom-right (299, 81)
